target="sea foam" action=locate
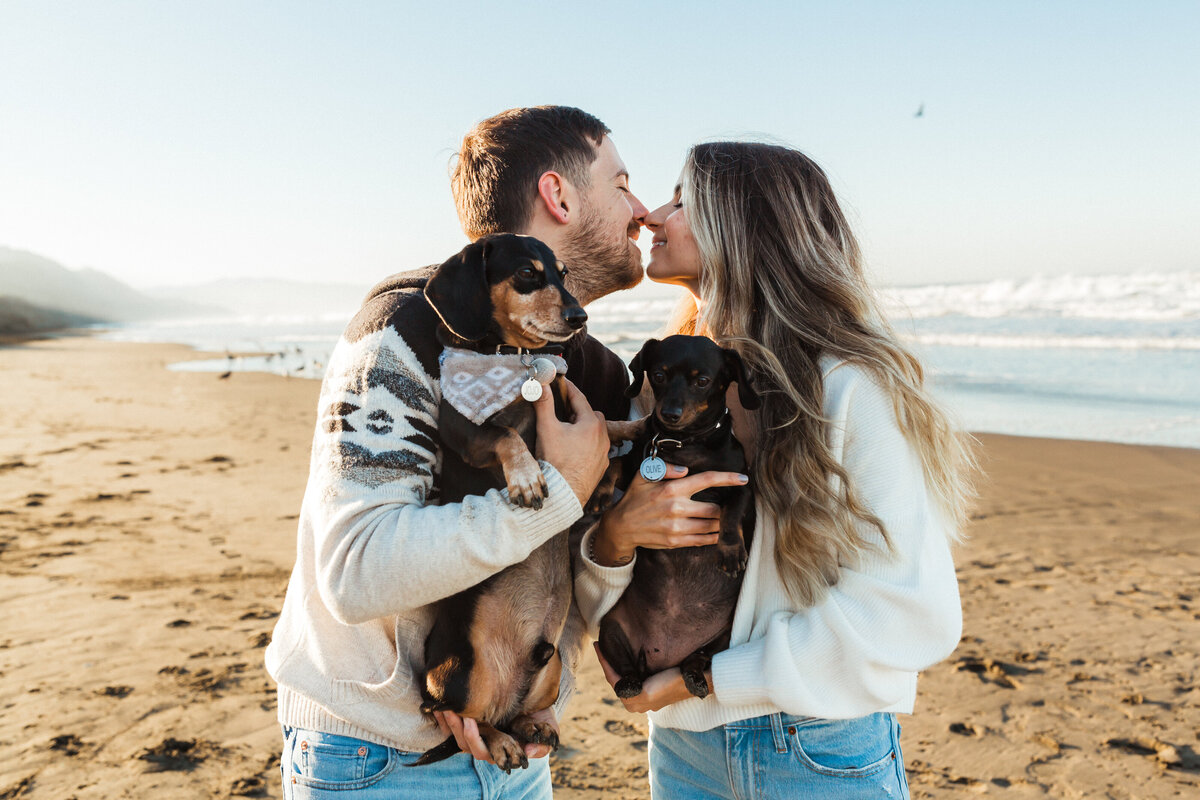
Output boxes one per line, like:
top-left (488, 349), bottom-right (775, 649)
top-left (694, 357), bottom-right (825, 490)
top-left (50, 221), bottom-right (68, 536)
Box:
top-left (882, 271), bottom-right (1200, 321)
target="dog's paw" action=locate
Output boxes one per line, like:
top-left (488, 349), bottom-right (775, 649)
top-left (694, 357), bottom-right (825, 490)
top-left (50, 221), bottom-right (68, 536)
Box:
top-left (682, 668), bottom-right (710, 698)
top-left (512, 716), bottom-right (559, 751)
top-left (716, 542), bottom-right (748, 577)
top-left (584, 489), bottom-right (613, 516)
top-left (614, 676), bottom-right (644, 699)
top-left (505, 459), bottom-right (548, 509)
top-left (485, 731), bottom-right (528, 773)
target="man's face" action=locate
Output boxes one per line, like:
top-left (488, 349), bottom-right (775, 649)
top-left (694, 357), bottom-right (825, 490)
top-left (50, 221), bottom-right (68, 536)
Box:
top-left (559, 136), bottom-right (649, 305)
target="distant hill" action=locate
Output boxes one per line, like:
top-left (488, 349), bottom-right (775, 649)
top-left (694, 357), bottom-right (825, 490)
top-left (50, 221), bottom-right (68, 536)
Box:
top-left (0, 296), bottom-right (102, 336)
top-left (0, 246), bottom-right (225, 322)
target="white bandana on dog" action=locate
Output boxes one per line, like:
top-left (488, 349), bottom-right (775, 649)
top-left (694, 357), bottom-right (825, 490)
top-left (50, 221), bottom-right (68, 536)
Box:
top-left (438, 347), bottom-right (567, 424)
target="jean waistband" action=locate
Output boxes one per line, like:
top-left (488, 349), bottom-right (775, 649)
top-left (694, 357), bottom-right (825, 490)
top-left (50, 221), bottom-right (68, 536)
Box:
top-left (724, 712), bottom-right (813, 731)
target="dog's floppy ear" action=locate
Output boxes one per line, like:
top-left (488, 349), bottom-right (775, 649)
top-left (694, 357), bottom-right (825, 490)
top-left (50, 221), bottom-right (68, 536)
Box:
top-left (424, 239), bottom-right (493, 341)
top-left (625, 338), bottom-right (659, 399)
top-left (723, 347), bottom-right (760, 410)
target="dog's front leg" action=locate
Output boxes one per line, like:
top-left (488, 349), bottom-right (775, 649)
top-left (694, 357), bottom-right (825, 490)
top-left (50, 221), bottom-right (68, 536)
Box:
top-left (584, 458), bottom-right (622, 514)
top-left (715, 486), bottom-right (753, 577)
top-left (605, 416), bottom-right (649, 443)
top-left (443, 401), bottom-right (547, 508)
top-left (494, 428), bottom-right (547, 509)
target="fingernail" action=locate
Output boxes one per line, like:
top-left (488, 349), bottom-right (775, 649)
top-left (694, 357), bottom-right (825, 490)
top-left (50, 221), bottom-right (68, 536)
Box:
top-left (738, 474), bottom-right (749, 483)
top-left (670, 464), bottom-right (686, 474)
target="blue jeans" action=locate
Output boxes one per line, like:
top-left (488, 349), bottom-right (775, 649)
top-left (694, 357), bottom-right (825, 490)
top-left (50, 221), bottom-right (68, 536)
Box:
top-left (648, 712), bottom-right (909, 799)
top-left (280, 727), bottom-right (552, 799)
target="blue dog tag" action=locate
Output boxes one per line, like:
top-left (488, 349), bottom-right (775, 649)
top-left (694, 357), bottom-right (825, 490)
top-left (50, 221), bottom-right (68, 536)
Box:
top-left (639, 456), bottom-right (668, 482)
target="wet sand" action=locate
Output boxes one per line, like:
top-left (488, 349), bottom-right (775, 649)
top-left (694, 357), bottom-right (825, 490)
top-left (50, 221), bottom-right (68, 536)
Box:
top-left (1, 336), bottom-right (1197, 798)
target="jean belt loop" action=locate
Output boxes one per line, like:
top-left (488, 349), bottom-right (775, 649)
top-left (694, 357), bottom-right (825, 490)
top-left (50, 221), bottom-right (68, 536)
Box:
top-left (769, 713), bottom-right (788, 754)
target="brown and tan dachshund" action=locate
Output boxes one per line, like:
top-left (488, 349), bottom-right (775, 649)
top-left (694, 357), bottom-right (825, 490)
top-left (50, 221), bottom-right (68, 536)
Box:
top-left (413, 233), bottom-right (584, 771)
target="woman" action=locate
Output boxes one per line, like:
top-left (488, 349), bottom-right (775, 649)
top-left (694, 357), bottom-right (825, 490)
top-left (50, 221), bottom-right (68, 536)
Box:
top-left (576, 141), bottom-right (975, 799)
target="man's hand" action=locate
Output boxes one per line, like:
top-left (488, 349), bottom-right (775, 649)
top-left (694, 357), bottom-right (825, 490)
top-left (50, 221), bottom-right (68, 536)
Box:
top-left (433, 709), bottom-right (559, 762)
top-left (434, 710), bottom-right (494, 764)
top-left (589, 465), bottom-right (749, 566)
top-left (534, 378), bottom-right (610, 507)
top-left (594, 643), bottom-right (708, 713)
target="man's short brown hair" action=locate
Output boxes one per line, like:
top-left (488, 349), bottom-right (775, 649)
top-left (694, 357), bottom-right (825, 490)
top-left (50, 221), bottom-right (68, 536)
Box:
top-left (451, 106), bottom-right (611, 241)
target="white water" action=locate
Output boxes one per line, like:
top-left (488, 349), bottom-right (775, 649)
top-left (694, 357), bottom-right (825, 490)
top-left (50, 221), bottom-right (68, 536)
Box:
top-left (103, 270), bottom-right (1200, 449)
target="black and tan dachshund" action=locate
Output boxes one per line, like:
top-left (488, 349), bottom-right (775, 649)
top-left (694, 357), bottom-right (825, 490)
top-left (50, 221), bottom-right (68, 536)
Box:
top-left (598, 335), bottom-right (759, 700)
top-left (414, 233), bottom-right (584, 771)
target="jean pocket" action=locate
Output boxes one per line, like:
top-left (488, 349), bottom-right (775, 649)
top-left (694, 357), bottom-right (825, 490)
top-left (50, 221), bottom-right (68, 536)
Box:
top-left (788, 714), bottom-right (896, 778)
top-left (289, 731), bottom-right (395, 790)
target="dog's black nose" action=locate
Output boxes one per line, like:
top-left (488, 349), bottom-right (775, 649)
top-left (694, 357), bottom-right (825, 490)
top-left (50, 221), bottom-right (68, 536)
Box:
top-left (563, 305), bottom-right (587, 330)
top-left (659, 407), bottom-right (682, 425)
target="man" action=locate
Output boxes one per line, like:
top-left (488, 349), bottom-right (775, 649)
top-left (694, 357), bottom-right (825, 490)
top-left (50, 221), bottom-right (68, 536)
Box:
top-left (266, 106), bottom-right (649, 798)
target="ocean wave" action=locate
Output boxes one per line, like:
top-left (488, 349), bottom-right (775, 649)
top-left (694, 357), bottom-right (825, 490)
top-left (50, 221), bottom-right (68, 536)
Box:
top-left (908, 332), bottom-right (1200, 351)
top-left (883, 271), bottom-right (1200, 321)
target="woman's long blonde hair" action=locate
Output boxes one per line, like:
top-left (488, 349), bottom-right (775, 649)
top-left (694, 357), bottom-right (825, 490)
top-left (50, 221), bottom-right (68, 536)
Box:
top-left (673, 141), bottom-right (976, 606)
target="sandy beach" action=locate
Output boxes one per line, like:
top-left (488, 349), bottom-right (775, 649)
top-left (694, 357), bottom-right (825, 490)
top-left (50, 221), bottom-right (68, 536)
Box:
top-left (2, 335), bottom-right (1198, 799)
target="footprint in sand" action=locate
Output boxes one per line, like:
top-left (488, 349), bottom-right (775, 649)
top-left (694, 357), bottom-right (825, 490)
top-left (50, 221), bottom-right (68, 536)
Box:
top-left (1105, 736), bottom-right (1194, 769)
top-left (604, 720), bottom-right (645, 738)
top-left (949, 721), bottom-right (985, 737)
top-left (138, 738), bottom-right (221, 772)
top-left (49, 734), bottom-right (85, 756)
top-left (230, 775), bottom-right (266, 797)
top-left (954, 655), bottom-right (1030, 690)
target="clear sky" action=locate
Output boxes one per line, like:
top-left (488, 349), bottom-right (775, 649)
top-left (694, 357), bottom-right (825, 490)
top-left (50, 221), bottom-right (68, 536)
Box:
top-left (1, 0), bottom-right (1197, 290)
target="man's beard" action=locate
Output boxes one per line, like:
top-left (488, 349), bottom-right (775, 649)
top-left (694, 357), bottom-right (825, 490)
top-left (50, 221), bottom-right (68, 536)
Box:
top-left (558, 208), bottom-right (643, 306)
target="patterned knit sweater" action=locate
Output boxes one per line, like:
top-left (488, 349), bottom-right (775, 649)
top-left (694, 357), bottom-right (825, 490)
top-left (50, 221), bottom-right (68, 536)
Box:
top-left (265, 267), bottom-right (630, 752)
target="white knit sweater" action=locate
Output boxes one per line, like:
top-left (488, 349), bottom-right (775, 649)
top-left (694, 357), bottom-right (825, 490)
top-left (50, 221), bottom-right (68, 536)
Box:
top-left (265, 288), bottom-right (592, 752)
top-left (575, 357), bottom-right (963, 730)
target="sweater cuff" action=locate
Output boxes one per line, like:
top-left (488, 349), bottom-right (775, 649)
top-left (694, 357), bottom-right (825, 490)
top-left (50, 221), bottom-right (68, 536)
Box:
top-left (711, 637), bottom-right (771, 706)
top-left (579, 525), bottom-right (637, 583)
top-left (510, 462), bottom-right (584, 548)
top-left (573, 525), bottom-right (636, 634)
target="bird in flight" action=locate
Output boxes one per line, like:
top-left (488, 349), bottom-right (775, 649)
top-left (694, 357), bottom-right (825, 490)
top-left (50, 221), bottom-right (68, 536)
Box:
top-left (915, 103), bottom-right (925, 118)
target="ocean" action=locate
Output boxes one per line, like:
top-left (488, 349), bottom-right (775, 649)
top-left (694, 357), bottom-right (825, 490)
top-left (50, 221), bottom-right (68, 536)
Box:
top-left (102, 271), bottom-right (1200, 450)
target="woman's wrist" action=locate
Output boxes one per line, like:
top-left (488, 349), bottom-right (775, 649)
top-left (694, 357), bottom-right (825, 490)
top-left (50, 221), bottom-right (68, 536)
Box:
top-left (589, 516), bottom-right (634, 567)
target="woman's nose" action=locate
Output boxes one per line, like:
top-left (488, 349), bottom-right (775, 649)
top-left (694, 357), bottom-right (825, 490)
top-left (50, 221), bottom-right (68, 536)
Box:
top-left (644, 203), bottom-right (670, 230)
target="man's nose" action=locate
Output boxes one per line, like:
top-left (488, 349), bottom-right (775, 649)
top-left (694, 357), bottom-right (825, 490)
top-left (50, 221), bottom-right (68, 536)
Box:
top-left (628, 192), bottom-right (649, 227)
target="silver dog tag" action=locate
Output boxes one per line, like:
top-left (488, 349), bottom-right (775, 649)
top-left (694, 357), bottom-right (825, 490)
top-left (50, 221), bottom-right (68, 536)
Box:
top-left (521, 378), bottom-right (543, 402)
top-left (639, 456), bottom-right (668, 482)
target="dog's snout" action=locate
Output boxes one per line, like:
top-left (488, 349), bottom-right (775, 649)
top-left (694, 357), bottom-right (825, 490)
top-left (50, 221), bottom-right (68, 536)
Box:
top-left (563, 305), bottom-right (587, 330)
top-left (659, 406), bottom-right (683, 425)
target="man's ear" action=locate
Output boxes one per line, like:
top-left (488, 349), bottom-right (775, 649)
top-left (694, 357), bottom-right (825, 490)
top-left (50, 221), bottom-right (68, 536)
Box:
top-left (626, 338), bottom-right (659, 398)
top-left (536, 171), bottom-right (571, 225)
top-left (723, 347), bottom-right (760, 410)
top-left (424, 239), bottom-right (493, 341)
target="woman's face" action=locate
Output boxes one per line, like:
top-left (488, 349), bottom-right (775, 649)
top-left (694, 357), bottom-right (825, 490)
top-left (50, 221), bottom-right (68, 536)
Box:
top-left (645, 177), bottom-right (701, 294)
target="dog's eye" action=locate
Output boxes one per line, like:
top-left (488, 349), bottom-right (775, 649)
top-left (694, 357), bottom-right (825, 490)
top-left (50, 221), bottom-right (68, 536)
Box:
top-left (694, 376), bottom-right (711, 388)
top-left (650, 371), bottom-right (666, 383)
top-left (517, 267), bottom-right (537, 281)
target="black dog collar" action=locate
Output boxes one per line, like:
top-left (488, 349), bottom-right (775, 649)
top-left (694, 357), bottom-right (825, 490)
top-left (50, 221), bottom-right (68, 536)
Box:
top-left (646, 412), bottom-right (731, 455)
top-left (493, 344), bottom-right (566, 356)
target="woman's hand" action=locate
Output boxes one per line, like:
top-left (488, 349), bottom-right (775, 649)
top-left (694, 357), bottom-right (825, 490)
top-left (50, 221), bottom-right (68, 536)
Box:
top-left (594, 643), bottom-right (711, 713)
top-left (433, 708), bottom-right (559, 762)
top-left (590, 464), bottom-right (749, 566)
